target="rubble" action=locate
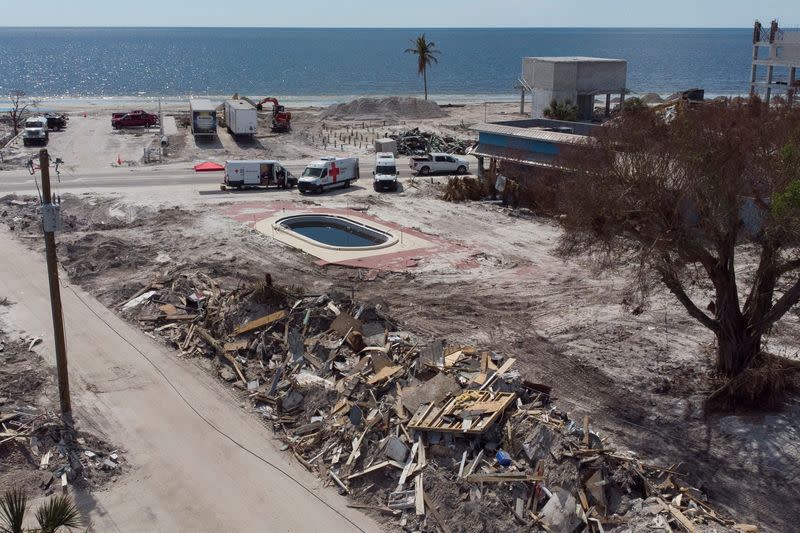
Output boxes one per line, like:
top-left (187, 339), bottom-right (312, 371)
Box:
top-left (0, 333), bottom-right (127, 494)
top-left (387, 127), bottom-right (473, 156)
top-left (114, 269), bottom-right (753, 533)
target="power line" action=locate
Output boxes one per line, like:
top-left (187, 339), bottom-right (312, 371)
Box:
top-left (64, 284), bottom-right (366, 533)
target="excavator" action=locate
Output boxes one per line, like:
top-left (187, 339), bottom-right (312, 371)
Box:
top-left (255, 97), bottom-right (292, 132)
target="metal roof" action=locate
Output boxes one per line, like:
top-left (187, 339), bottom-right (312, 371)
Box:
top-left (524, 56), bottom-right (626, 63)
top-left (469, 143), bottom-right (555, 167)
top-left (472, 123), bottom-right (590, 145)
top-left (225, 99), bottom-right (255, 109)
top-left (189, 99), bottom-right (216, 111)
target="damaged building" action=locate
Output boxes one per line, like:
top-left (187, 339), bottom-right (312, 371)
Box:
top-left (470, 119), bottom-right (598, 211)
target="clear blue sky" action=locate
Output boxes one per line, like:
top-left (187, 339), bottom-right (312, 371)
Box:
top-left (2, 0), bottom-right (798, 28)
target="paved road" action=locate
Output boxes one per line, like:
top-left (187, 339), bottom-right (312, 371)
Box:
top-left (0, 156), bottom-right (478, 196)
top-left (0, 230), bottom-right (379, 533)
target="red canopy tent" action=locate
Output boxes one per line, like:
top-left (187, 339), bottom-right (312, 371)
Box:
top-left (193, 162), bottom-right (225, 172)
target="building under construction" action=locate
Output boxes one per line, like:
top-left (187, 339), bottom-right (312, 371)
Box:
top-left (751, 20), bottom-right (800, 104)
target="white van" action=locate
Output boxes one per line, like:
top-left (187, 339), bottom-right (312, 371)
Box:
top-left (298, 157), bottom-right (359, 194)
top-left (373, 152), bottom-right (398, 192)
top-left (222, 160), bottom-right (296, 190)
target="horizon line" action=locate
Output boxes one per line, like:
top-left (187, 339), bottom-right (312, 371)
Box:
top-left (0, 25), bottom-right (755, 30)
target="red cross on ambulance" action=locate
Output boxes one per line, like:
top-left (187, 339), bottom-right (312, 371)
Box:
top-left (329, 163), bottom-right (340, 183)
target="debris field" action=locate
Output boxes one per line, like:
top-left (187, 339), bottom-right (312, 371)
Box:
top-left (116, 269), bottom-right (753, 533)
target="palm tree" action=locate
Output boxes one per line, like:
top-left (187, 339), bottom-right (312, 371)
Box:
top-left (543, 99), bottom-right (580, 122)
top-left (405, 34), bottom-right (441, 101)
top-left (0, 488), bottom-right (83, 533)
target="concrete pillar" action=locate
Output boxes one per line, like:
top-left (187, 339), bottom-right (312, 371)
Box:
top-left (519, 89), bottom-right (525, 115)
top-left (477, 156), bottom-right (485, 179)
top-left (790, 67), bottom-right (797, 107)
top-left (619, 92), bottom-right (625, 112)
top-left (605, 94), bottom-right (611, 117)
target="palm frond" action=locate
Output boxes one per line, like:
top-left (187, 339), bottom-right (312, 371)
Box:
top-left (34, 495), bottom-right (83, 533)
top-left (0, 488), bottom-right (27, 533)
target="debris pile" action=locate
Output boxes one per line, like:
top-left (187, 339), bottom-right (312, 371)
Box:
top-left (116, 270), bottom-right (752, 533)
top-left (441, 176), bottom-right (488, 202)
top-left (387, 127), bottom-right (473, 156)
top-left (1, 334), bottom-right (126, 494)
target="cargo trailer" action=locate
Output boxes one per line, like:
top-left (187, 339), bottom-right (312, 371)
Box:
top-left (223, 99), bottom-right (258, 137)
top-left (190, 98), bottom-right (217, 137)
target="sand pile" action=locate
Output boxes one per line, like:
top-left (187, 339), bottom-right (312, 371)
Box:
top-left (321, 96), bottom-right (448, 120)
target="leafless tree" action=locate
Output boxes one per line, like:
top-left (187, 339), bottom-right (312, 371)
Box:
top-left (555, 97), bottom-right (800, 388)
top-left (8, 90), bottom-right (30, 137)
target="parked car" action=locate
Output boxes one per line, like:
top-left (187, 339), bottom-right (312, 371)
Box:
top-left (111, 110), bottom-right (159, 129)
top-left (44, 113), bottom-right (68, 131)
top-left (409, 152), bottom-right (469, 176)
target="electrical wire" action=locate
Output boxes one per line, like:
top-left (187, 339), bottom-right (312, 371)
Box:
top-left (63, 284), bottom-right (367, 533)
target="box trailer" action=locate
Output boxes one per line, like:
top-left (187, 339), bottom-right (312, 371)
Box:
top-left (298, 157), bottom-right (359, 194)
top-left (190, 98), bottom-right (217, 137)
top-left (224, 99), bottom-right (258, 137)
top-left (222, 160), bottom-right (297, 190)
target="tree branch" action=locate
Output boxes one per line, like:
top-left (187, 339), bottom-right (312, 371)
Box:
top-left (756, 276), bottom-right (800, 331)
top-left (777, 258), bottom-right (800, 276)
top-left (658, 264), bottom-right (720, 332)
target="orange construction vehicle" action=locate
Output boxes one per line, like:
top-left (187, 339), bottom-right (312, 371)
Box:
top-left (256, 97), bottom-right (292, 132)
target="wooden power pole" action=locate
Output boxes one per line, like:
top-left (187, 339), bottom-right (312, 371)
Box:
top-left (39, 149), bottom-right (72, 417)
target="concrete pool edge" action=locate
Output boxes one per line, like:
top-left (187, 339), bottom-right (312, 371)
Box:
top-left (273, 214), bottom-right (400, 252)
top-left (255, 210), bottom-right (436, 268)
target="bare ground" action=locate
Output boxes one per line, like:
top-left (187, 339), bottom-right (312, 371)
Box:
top-left (2, 187), bottom-right (798, 531)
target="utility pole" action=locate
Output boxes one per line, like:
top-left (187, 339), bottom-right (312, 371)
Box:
top-left (39, 149), bottom-right (72, 417)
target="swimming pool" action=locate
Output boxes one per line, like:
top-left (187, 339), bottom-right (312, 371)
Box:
top-left (274, 214), bottom-right (398, 250)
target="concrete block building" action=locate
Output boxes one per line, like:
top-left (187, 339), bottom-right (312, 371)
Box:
top-left (750, 20), bottom-right (800, 105)
top-left (522, 57), bottom-right (628, 120)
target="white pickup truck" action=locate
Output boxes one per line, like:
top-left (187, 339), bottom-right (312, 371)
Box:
top-left (409, 153), bottom-right (469, 176)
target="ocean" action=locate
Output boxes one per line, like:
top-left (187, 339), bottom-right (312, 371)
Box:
top-left (0, 27), bottom-right (754, 102)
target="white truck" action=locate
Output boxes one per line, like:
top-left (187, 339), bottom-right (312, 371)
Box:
top-left (222, 160), bottom-right (296, 190)
top-left (223, 99), bottom-right (258, 137)
top-left (190, 98), bottom-right (217, 137)
top-left (22, 117), bottom-right (49, 147)
top-left (298, 157), bottom-right (359, 194)
top-left (373, 152), bottom-right (399, 192)
top-left (409, 153), bottom-right (469, 176)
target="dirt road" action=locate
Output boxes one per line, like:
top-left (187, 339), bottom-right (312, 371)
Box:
top-left (0, 229), bottom-right (378, 533)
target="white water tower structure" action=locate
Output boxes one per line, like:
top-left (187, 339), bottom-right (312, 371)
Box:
top-left (522, 56), bottom-right (628, 120)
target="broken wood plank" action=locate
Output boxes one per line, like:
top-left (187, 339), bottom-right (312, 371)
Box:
top-left (329, 470), bottom-right (349, 494)
top-left (423, 492), bottom-right (453, 533)
top-left (224, 340), bottom-right (249, 352)
top-left (233, 310), bottom-right (287, 336)
top-left (415, 473), bottom-right (425, 516)
top-left (347, 460), bottom-right (405, 480)
top-left (366, 364), bottom-right (403, 385)
top-left (465, 472), bottom-right (543, 483)
top-left (668, 505), bottom-right (697, 533)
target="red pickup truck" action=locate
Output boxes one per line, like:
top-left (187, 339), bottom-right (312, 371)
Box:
top-left (111, 110), bottom-right (159, 129)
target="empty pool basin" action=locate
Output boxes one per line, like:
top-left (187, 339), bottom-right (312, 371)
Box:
top-left (274, 214), bottom-right (399, 251)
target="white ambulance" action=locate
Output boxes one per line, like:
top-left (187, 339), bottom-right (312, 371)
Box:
top-left (298, 157), bottom-right (360, 194)
top-left (222, 160), bottom-right (296, 190)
